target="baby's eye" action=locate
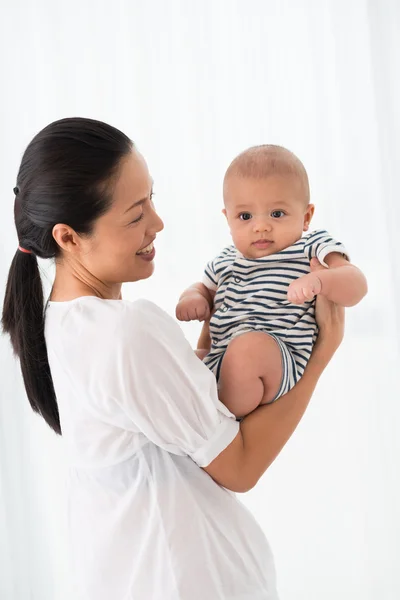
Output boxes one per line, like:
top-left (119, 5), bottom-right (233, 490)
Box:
top-left (271, 210), bottom-right (285, 218)
top-left (239, 212), bottom-right (252, 221)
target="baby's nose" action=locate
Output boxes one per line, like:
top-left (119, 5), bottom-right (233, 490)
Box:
top-left (253, 217), bottom-right (272, 232)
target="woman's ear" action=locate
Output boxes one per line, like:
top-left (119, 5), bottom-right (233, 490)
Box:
top-left (52, 224), bottom-right (82, 254)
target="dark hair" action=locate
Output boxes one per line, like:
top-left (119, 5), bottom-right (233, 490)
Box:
top-left (2, 117), bottom-right (132, 434)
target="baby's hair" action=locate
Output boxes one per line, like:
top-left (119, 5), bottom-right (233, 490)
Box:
top-left (224, 145), bottom-right (310, 203)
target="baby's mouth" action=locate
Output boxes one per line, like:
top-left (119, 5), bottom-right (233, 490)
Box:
top-left (252, 239), bottom-right (273, 248)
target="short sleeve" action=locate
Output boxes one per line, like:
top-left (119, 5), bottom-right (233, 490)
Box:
top-left (303, 229), bottom-right (349, 267)
top-left (202, 257), bottom-right (219, 291)
top-left (113, 300), bottom-right (239, 467)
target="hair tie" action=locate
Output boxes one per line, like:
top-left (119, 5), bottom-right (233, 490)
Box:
top-left (13, 186), bottom-right (19, 195)
top-left (18, 246), bottom-right (32, 254)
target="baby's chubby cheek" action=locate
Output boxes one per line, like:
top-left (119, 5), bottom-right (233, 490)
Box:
top-left (229, 230), bottom-right (251, 256)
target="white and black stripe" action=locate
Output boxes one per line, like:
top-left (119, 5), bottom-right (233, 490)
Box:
top-left (202, 230), bottom-right (348, 394)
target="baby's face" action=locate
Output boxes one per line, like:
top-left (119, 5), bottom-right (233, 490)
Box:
top-left (223, 174), bottom-right (314, 259)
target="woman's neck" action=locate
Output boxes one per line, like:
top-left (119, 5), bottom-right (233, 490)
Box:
top-left (50, 262), bottom-right (122, 302)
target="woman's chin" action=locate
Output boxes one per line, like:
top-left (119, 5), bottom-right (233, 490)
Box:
top-left (127, 261), bottom-right (155, 282)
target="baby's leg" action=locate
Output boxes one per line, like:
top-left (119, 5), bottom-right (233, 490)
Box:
top-left (218, 332), bottom-right (283, 418)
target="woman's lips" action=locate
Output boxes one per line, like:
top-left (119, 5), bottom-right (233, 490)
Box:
top-left (137, 246), bottom-right (155, 261)
top-left (136, 241), bottom-right (156, 261)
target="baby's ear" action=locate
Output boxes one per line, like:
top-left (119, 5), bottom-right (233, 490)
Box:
top-left (303, 203), bottom-right (315, 231)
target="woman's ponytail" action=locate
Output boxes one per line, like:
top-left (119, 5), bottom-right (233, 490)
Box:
top-left (2, 250), bottom-right (61, 434)
top-left (2, 117), bottom-right (132, 434)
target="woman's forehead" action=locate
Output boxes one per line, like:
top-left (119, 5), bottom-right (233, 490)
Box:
top-left (113, 152), bottom-right (152, 209)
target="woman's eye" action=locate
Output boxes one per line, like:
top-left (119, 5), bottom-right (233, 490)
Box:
top-left (239, 212), bottom-right (252, 221)
top-left (130, 212), bottom-right (144, 224)
top-left (271, 210), bottom-right (285, 218)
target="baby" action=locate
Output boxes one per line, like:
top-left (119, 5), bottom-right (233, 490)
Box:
top-left (176, 145), bottom-right (367, 418)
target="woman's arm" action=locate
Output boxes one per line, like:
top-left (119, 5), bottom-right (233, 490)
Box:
top-left (197, 319), bottom-right (212, 352)
top-left (204, 268), bottom-right (345, 492)
top-left (317, 254), bottom-right (367, 306)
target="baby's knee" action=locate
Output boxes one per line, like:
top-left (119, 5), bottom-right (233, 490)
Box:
top-left (223, 332), bottom-right (279, 374)
top-left (219, 332), bottom-right (285, 416)
top-left (222, 334), bottom-right (256, 375)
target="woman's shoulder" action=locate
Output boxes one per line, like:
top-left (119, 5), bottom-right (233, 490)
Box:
top-left (125, 299), bottom-right (186, 343)
top-left (47, 297), bottom-right (177, 344)
top-left (124, 298), bottom-right (168, 318)
top-left (121, 298), bottom-right (176, 330)
top-left (47, 296), bottom-right (166, 318)
top-left (101, 299), bottom-right (190, 363)
top-left (46, 297), bottom-right (191, 374)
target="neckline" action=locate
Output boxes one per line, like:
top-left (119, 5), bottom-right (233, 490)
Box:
top-left (47, 296), bottom-right (122, 306)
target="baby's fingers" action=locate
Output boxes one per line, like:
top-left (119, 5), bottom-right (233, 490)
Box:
top-left (288, 287), bottom-right (303, 304)
top-left (196, 305), bottom-right (210, 322)
top-left (303, 286), bottom-right (316, 300)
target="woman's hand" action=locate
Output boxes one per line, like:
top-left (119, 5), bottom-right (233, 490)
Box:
top-left (311, 258), bottom-right (345, 357)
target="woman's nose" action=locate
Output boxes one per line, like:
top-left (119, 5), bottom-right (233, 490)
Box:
top-left (149, 207), bottom-right (164, 234)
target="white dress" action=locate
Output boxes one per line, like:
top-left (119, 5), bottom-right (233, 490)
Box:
top-left (45, 297), bottom-right (278, 600)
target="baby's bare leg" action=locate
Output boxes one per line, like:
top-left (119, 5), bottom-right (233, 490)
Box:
top-left (218, 332), bottom-right (283, 418)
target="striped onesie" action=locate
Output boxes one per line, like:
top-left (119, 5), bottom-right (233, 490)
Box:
top-left (202, 229), bottom-right (348, 401)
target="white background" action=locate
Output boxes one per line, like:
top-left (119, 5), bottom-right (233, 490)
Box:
top-left (1, 1), bottom-right (399, 599)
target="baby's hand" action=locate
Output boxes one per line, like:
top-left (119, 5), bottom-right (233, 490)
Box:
top-left (287, 272), bottom-right (323, 305)
top-left (176, 294), bottom-right (211, 322)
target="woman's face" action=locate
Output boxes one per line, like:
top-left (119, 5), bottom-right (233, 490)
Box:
top-left (78, 150), bottom-right (164, 286)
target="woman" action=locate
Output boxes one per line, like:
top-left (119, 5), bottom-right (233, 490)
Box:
top-left (2, 118), bottom-right (343, 600)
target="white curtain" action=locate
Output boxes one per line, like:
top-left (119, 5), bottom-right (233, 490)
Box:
top-left (0, 1), bottom-right (399, 598)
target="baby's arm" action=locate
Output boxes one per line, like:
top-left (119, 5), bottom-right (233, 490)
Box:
top-left (176, 283), bottom-right (215, 358)
top-left (315, 253), bottom-right (367, 306)
top-left (177, 253), bottom-right (221, 354)
top-left (176, 283), bottom-right (214, 322)
top-left (288, 255), bottom-right (367, 307)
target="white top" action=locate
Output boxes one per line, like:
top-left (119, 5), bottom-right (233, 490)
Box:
top-left (202, 229), bottom-right (348, 378)
top-left (45, 297), bottom-right (278, 600)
